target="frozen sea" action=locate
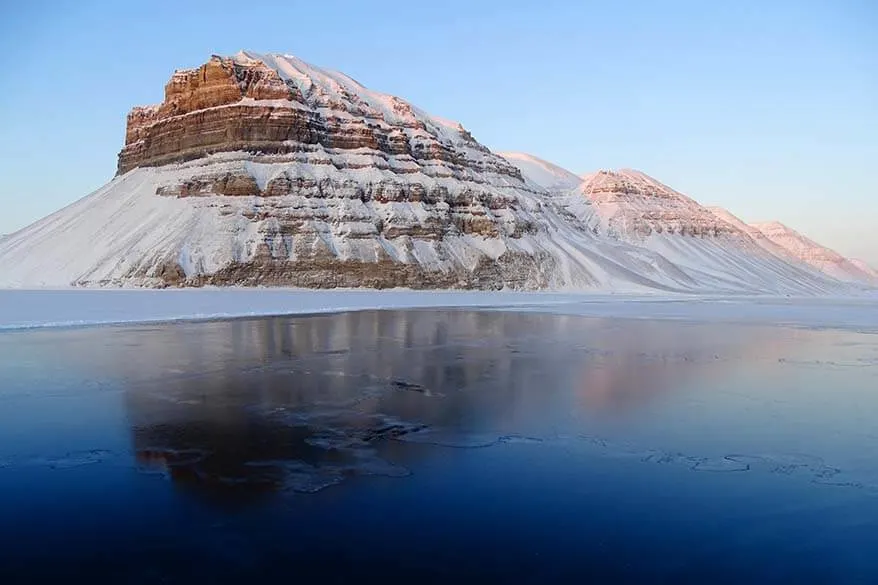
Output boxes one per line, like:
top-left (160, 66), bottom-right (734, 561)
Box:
top-left (1, 300), bottom-right (877, 583)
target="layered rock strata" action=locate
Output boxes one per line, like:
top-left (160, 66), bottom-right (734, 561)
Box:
top-left (118, 52), bottom-right (520, 182)
top-left (577, 169), bottom-right (738, 239)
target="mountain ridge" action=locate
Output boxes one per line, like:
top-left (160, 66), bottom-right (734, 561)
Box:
top-left (500, 154), bottom-right (875, 288)
top-left (494, 152), bottom-right (582, 192)
top-left (0, 51), bottom-right (868, 294)
top-left (749, 221), bottom-right (878, 284)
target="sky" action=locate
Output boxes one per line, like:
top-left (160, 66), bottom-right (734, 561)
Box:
top-left (0, 0), bottom-right (876, 264)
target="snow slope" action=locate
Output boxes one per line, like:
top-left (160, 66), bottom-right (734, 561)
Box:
top-left (3, 150), bottom-right (847, 295)
top-left (851, 259), bottom-right (878, 280)
top-left (0, 169), bottom-right (215, 288)
top-left (706, 207), bottom-right (792, 257)
top-left (0, 154), bottom-right (709, 292)
top-left (502, 154), bottom-right (873, 291)
top-left (0, 155), bottom-right (854, 295)
top-left (576, 171), bottom-right (863, 293)
top-left (508, 162), bottom-right (853, 295)
top-left (751, 222), bottom-right (878, 285)
top-left (497, 152), bottom-right (583, 191)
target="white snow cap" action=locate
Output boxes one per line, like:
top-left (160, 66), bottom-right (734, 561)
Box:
top-left (234, 50), bottom-right (470, 143)
top-left (497, 152), bottom-right (583, 192)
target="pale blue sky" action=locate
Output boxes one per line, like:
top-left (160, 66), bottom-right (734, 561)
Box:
top-left (1, 0), bottom-right (875, 263)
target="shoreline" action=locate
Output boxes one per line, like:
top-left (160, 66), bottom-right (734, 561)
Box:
top-left (1, 288), bottom-right (875, 333)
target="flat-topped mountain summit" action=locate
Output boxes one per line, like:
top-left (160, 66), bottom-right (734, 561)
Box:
top-left (117, 51), bottom-right (519, 180)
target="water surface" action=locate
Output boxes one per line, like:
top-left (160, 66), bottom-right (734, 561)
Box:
top-left (1, 310), bottom-right (877, 583)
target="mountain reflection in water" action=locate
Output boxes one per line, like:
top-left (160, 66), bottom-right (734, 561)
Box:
top-left (114, 310), bottom-right (816, 502)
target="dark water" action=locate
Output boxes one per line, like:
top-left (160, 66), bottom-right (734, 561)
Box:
top-left (1, 310), bottom-right (877, 584)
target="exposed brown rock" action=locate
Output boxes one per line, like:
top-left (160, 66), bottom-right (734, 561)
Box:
top-left (155, 172), bottom-right (260, 197)
top-left (169, 249), bottom-right (557, 290)
top-left (153, 169), bottom-right (532, 242)
top-left (117, 54), bottom-right (522, 182)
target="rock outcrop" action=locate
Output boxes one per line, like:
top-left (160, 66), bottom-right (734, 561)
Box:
top-left (118, 52), bottom-right (520, 182)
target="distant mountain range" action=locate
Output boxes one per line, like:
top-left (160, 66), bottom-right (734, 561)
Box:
top-left (502, 152), bottom-right (877, 287)
top-left (0, 51), bottom-right (873, 293)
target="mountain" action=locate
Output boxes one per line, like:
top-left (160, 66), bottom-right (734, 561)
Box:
top-left (501, 159), bottom-right (854, 293)
top-left (851, 259), bottom-right (878, 280)
top-left (573, 169), bottom-right (856, 293)
top-left (705, 206), bottom-right (788, 253)
top-left (494, 152), bottom-right (582, 191)
top-left (750, 222), bottom-right (878, 284)
top-left (0, 51), bottom-right (559, 289)
top-left (576, 169), bottom-right (737, 240)
top-left (0, 51), bottom-right (862, 294)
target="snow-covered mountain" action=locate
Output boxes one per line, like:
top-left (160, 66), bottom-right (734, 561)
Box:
top-left (0, 51), bottom-right (557, 289)
top-left (0, 52), bottom-right (865, 294)
top-left (570, 170), bottom-right (854, 293)
top-left (706, 206), bottom-right (789, 254)
top-left (851, 259), bottom-right (878, 280)
top-left (749, 222), bottom-right (878, 284)
top-left (502, 156), bottom-right (872, 291)
top-left (575, 169), bottom-right (737, 240)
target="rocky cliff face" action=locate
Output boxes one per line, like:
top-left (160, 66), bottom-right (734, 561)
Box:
top-left (118, 52), bottom-right (520, 181)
